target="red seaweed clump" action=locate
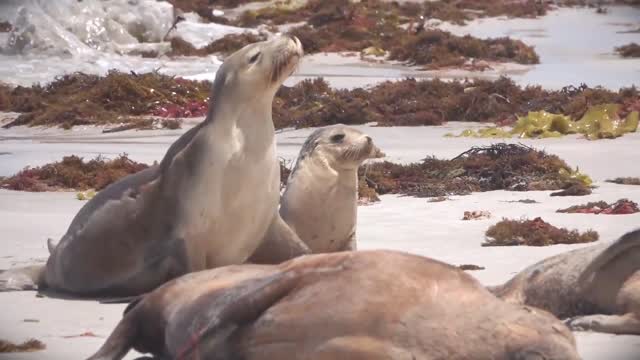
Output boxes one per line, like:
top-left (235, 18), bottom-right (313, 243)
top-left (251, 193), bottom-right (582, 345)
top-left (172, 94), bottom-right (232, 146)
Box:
top-left (557, 199), bottom-right (640, 214)
top-left (484, 217), bottom-right (599, 246)
top-left (0, 154), bottom-right (150, 192)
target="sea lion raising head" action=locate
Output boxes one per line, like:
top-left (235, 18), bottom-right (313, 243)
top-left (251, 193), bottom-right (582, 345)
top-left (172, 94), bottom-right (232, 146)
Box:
top-left (0, 36), bottom-right (305, 297)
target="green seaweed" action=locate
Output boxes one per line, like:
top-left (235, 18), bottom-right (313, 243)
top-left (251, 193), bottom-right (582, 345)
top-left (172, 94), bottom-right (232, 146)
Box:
top-left (450, 104), bottom-right (639, 140)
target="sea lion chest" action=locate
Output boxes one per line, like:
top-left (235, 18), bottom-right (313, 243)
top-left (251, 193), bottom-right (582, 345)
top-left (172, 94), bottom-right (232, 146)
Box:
top-left (175, 122), bottom-right (280, 269)
top-left (283, 167), bottom-right (357, 253)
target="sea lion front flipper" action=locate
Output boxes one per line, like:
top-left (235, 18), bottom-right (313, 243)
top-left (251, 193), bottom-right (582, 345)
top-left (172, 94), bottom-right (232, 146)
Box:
top-left (578, 228), bottom-right (640, 289)
top-left (247, 214), bottom-right (311, 264)
top-left (167, 270), bottom-right (299, 359)
top-left (0, 264), bottom-right (45, 292)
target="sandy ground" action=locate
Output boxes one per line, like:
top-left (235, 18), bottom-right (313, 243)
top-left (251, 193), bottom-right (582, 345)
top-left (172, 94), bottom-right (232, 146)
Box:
top-left (0, 123), bottom-right (639, 359)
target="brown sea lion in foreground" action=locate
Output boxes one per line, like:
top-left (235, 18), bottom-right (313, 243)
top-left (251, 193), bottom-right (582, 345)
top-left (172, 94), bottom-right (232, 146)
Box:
top-left (491, 228), bottom-right (640, 335)
top-left (88, 250), bottom-right (579, 360)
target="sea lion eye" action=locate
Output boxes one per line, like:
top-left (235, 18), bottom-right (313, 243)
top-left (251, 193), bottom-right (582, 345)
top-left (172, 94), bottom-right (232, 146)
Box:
top-left (330, 134), bottom-right (345, 143)
top-left (249, 52), bottom-right (261, 64)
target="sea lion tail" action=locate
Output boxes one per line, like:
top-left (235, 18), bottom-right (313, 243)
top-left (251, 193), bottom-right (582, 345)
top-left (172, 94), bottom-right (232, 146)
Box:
top-left (86, 305), bottom-right (140, 360)
top-left (0, 265), bottom-right (46, 292)
top-left (578, 228), bottom-right (640, 288)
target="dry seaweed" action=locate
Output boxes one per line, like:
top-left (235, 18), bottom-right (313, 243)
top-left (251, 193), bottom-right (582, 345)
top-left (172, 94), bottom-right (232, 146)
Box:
top-left (5, 73), bottom-right (637, 130)
top-left (169, 33), bottom-right (268, 57)
top-left (220, 0), bottom-right (540, 67)
top-left (458, 264), bottom-right (485, 271)
top-left (606, 177), bottom-right (640, 185)
top-left (484, 217), bottom-right (599, 246)
top-left (557, 199), bottom-right (639, 214)
top-left (358, 143), bottom-right (591, 198)
top-left (0, 154), bottom-right (149, 192)
top-left (550, 183), bottom-right (592, 196)
top-left (0, 21), bottom-right (11, 33)
top-left (0, 71), bottom-right (210, 129)
top-left (615, 43), bottom-right (640, 58)
top-left (274, 78), bottom-right (639, 129)
top-left (0, 339), bottom-right (45, 353)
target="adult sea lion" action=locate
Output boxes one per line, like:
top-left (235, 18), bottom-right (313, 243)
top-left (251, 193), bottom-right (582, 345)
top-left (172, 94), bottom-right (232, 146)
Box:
top-left (0, 35), bottom-right (307, 297)
top-left (250, 125), bottom-right (384, 264)
top-left (87, 250), bottom-right (579, 360)
top-left (491, 228), bottom-right (640, 335)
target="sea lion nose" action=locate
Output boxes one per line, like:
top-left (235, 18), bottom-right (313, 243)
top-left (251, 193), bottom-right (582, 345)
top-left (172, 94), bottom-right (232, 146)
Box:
top-left (365, 136), bottom-right (372, 144)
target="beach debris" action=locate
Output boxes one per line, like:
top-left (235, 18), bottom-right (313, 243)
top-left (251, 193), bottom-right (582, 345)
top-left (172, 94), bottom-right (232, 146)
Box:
top-left (3, 74), bottom-right (638, 130)
top-left (504, 199), bottom-right (539, 204)
top-left (0, 21), bottom-right (11, 32)
top-left (0, 154), bottom-right (149, 192)
top-left (357, 143), bottom-right (592, 198)
top-left (557, 199), bottom-right (640, 215)
top-left (606, 177), bottom-right (640, 185)
top-left (462, 211), bottom-right (492, 220)
top-left (615, 43), bottom-right (640, 58)
top-left (204, 0), bottom-right (540, 68)
top-left (483, 217), bottom-right (599, 247)
top-left (458, 264), bottom-right (485, 271)
top-left (76, 190), bottom-right (97, 201)
top-left (62, 332), bottom-right (98, 339)
top-left (550, 183), bottom-right (592, 197)
top-left (168, 32), bottom-right (268, 57)
top-left (449, 104), bottom-right (639, 140)
top-left (0, 71), bottom-right (210, 129)
top-left (0, 339), bottom-right (45, 353)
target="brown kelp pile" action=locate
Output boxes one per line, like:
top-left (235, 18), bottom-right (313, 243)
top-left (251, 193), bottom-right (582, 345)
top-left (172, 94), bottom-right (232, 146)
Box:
top-left (273, 78), bottom-right (639, 129)
top-left (168, 33), bottom-right (268, 57)
top-left (358, 143), bottom-right (592, 198)
top-left (0, 339), bottom-right (45, 353)
top-left (232, 0), bottom-right (549, 28)
top-left (0, 71), bottom-right (210, 129)
top-left (484, 217), bottom-right (599, 246)
top-left (557, 199), bottom-right (640, 214)
top-left (615, 43), bottom-right (640, 58)
top-left (3, 73), bottom-right (638, 130)
top-left (196, 0), bottom-right (539, 67)
top-left (0, 155), bottom-right (149, 192)
top-left (607, 177), bottom-right (640, 185)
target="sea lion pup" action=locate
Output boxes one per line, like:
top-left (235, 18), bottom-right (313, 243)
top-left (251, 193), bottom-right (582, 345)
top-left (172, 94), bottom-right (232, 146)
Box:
top-left (249, 125), bottom-right (384, 264)
top-left (87, 250), bottom-right (579, 360)
top-left (0, 35), bottom-right (309, 297)
top-left (491, 228), bottom-right (640, 335)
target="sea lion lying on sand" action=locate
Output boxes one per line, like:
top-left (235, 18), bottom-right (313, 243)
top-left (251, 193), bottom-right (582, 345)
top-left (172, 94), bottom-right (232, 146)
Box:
top-left (491, 228), bottom-right (640, 335)
top-left (88, 250), bottom-right (579, 360)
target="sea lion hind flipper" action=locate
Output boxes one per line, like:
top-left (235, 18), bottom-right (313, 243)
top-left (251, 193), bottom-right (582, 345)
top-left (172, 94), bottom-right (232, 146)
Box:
top-left (86, 307), bottom-right (140, 360)
top-left (168, 271), bottom-right (299, 359)
top-left (248, 214), bottom-right (311, 264)
top-left (0, 265), bottom-right (46, 292)
top-left (578, 228), bottom-right (640, 288)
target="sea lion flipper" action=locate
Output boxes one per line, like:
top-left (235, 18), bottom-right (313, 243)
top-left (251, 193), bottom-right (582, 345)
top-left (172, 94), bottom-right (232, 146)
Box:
top-left (168, 271), bottom-right (298, 358)
top-left (578, 228), bottom-right (640, 288)
top-left (0, 265), bottom-right (45, 292)
top-left (248, 214), bottom-right (311, 264)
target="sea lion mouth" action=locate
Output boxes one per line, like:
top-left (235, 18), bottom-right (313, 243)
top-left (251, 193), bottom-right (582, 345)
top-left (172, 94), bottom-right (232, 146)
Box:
top-left (270, 36), bottom-right (304, 84)
top-left (341, 142), bottom-right (385, 162)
